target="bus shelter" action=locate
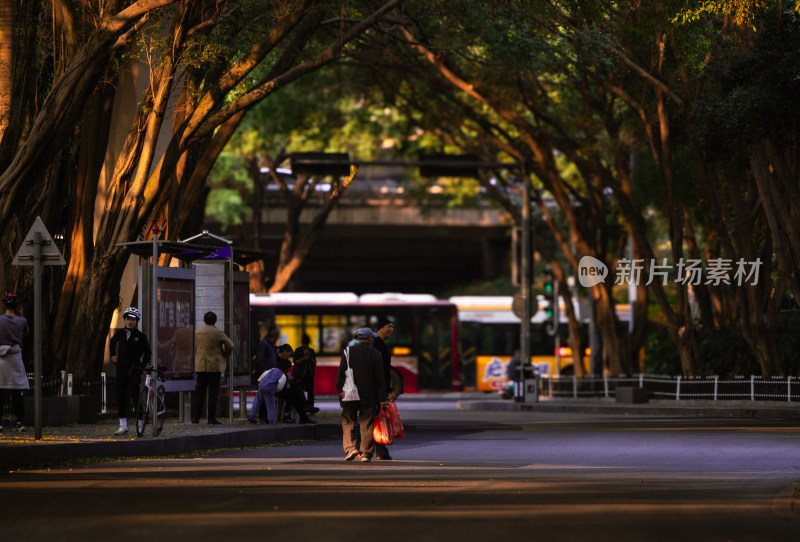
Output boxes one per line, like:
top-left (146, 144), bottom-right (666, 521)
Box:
top-left (119, 231), bottom-right (255, 423)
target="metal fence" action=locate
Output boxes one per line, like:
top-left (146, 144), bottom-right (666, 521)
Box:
top-left (1, 372), bottom-right (108, 419)
top-left (541, 374), bottom-right (800, 403)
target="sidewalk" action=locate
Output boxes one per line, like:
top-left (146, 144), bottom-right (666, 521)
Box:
top-left (0, 411), bottom-right (342, 470)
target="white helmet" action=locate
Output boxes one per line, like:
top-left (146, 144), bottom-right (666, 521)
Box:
top-left (122, 307), bottom-right (141, 320)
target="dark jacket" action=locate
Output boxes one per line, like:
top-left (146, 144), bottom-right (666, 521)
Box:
top-left (253, 339), bottom-right (277, 385)
top-left (372, 335), bottom-right (393, 393)
top-left (292, 345), bottom-right (316, 380)
top-left (336, 342), bottom-right (387, 406)
top-left (109, 328), bottom-right (151, 369)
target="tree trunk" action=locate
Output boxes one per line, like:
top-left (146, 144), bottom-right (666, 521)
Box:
top-left (750, 138), bottom-right (800, 305)
top-left (267, 171), bottom-right (350, 292)
top-left (562, 290), bottom-right (585, 378)
top-left (63, 248), bottom-right (131, 377)
top-left (0, 1), bottom-right (13, 144)
top-left (52, 78), bottom-right (118, 366)
top-left (591, 283), bottom-right (633, 376)
top-left (0, 0), bottom-right (12, 291)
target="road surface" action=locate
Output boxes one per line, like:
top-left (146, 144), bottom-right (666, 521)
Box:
top-left (1, 401), bottom-right (798, 541)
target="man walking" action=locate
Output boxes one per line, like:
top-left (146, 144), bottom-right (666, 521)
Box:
top-left (371, 317), bottom-right (396, 460)
top-left (337, 327), bottom-right (387, 462)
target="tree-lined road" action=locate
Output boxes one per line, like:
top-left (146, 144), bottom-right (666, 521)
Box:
top-left (2, 404), bottom-right (798, 541)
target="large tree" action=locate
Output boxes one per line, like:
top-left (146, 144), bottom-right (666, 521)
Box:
top-left (341, 0), bottom-right (800, 376)
top-left (343, 2), bottom-right (648, 375)
top-left (0, 0), bottom-right (404, 380)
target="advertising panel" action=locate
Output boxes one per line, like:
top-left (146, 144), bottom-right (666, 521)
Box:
top-left (477, 355), bottom-right (513, 391)
top-left (157, 276), bottom-right (195, 377)
top-left (232, 275), bottom-right (250, 376)
top-left (476, 355), bottom-right (551, 392)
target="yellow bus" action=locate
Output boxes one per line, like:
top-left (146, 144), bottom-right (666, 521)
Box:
top-left (450, 296), bottom-right (630, 392)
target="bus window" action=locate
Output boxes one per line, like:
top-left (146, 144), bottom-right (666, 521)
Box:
top-left (274, 314), bottom-right (302, 349)
top-left (349, 314), bottom-right (368, 331)
top-left (321, 314), bottom-right (347, 354)
top-left (303, 314), bottom-right (321, 351)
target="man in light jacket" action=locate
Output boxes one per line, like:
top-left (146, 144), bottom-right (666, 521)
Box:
top-left (192, 311), bottom-right (234, 424)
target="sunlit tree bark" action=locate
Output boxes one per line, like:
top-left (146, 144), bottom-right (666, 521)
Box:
top-left (0, 0), bottom-right (405, 379)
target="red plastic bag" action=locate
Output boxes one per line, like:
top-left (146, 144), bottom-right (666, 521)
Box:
top-left (373, 406), bottom-right (394, 445)
top-left (385, 400), bottom-right (404, 438)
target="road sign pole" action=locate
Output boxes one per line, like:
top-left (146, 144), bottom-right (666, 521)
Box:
top-left (11, 217), bottom-right (66, 440)
top-left (151, 226), bottom-right (159, 436)
top-left (228, 248), bottom-right (234, 423)
top-left (33, 232), bottom-right (43, 440)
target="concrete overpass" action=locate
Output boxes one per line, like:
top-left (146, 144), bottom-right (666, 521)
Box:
top-left (255, 173), bottom-right (515, 294)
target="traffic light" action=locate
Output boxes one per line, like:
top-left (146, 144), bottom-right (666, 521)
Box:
top-left (542, 265), bottom-right (559, 336)
top-left (543, 265), bottom-right (554, 317)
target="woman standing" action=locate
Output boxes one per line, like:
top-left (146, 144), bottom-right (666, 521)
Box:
top-left (0, 292), bottom-right (29, 432)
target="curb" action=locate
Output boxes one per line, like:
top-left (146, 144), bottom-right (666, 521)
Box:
top-left (457, 400), bottom-right (800, 419)
top-left (0, 423), bottom-right (341, 470)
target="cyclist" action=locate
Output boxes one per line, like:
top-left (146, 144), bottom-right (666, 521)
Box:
top-left (109, 307), bottom-right (151, 435)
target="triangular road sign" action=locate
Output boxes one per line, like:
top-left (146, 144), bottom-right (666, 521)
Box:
top-left (12, 216), bottom-right (66, 266)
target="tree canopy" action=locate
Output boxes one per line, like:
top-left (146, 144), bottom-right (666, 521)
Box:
top-left (1, 0), bottom-right (799, 381)
top-left (0, 0), bottom-right (403, 379)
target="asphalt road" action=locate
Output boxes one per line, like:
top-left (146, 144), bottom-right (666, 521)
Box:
top-left (2, 402), bottom-right (799, 542)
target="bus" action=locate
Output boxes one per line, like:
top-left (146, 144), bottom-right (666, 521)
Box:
top-left (450, 296), bottom-right (633, 392)
top-left (249, 292), bottom-right (460, 395)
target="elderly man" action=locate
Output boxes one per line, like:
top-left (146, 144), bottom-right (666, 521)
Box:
top-left (337, 327), bottom-right (388, 463)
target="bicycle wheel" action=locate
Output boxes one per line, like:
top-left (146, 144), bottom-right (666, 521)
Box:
top-left (135, 386), bottom-right (150, 437)
top-left (154, 384), bottom-right (166, 437)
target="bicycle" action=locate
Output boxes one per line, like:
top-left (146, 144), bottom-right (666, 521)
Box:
top-left (135, 364), bottom-right (167, 437)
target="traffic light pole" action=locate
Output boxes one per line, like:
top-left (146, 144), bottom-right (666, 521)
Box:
top-left (547, 279), bottom-right (559, 337)
top-left (516, 164), bottom-right (534, 403)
